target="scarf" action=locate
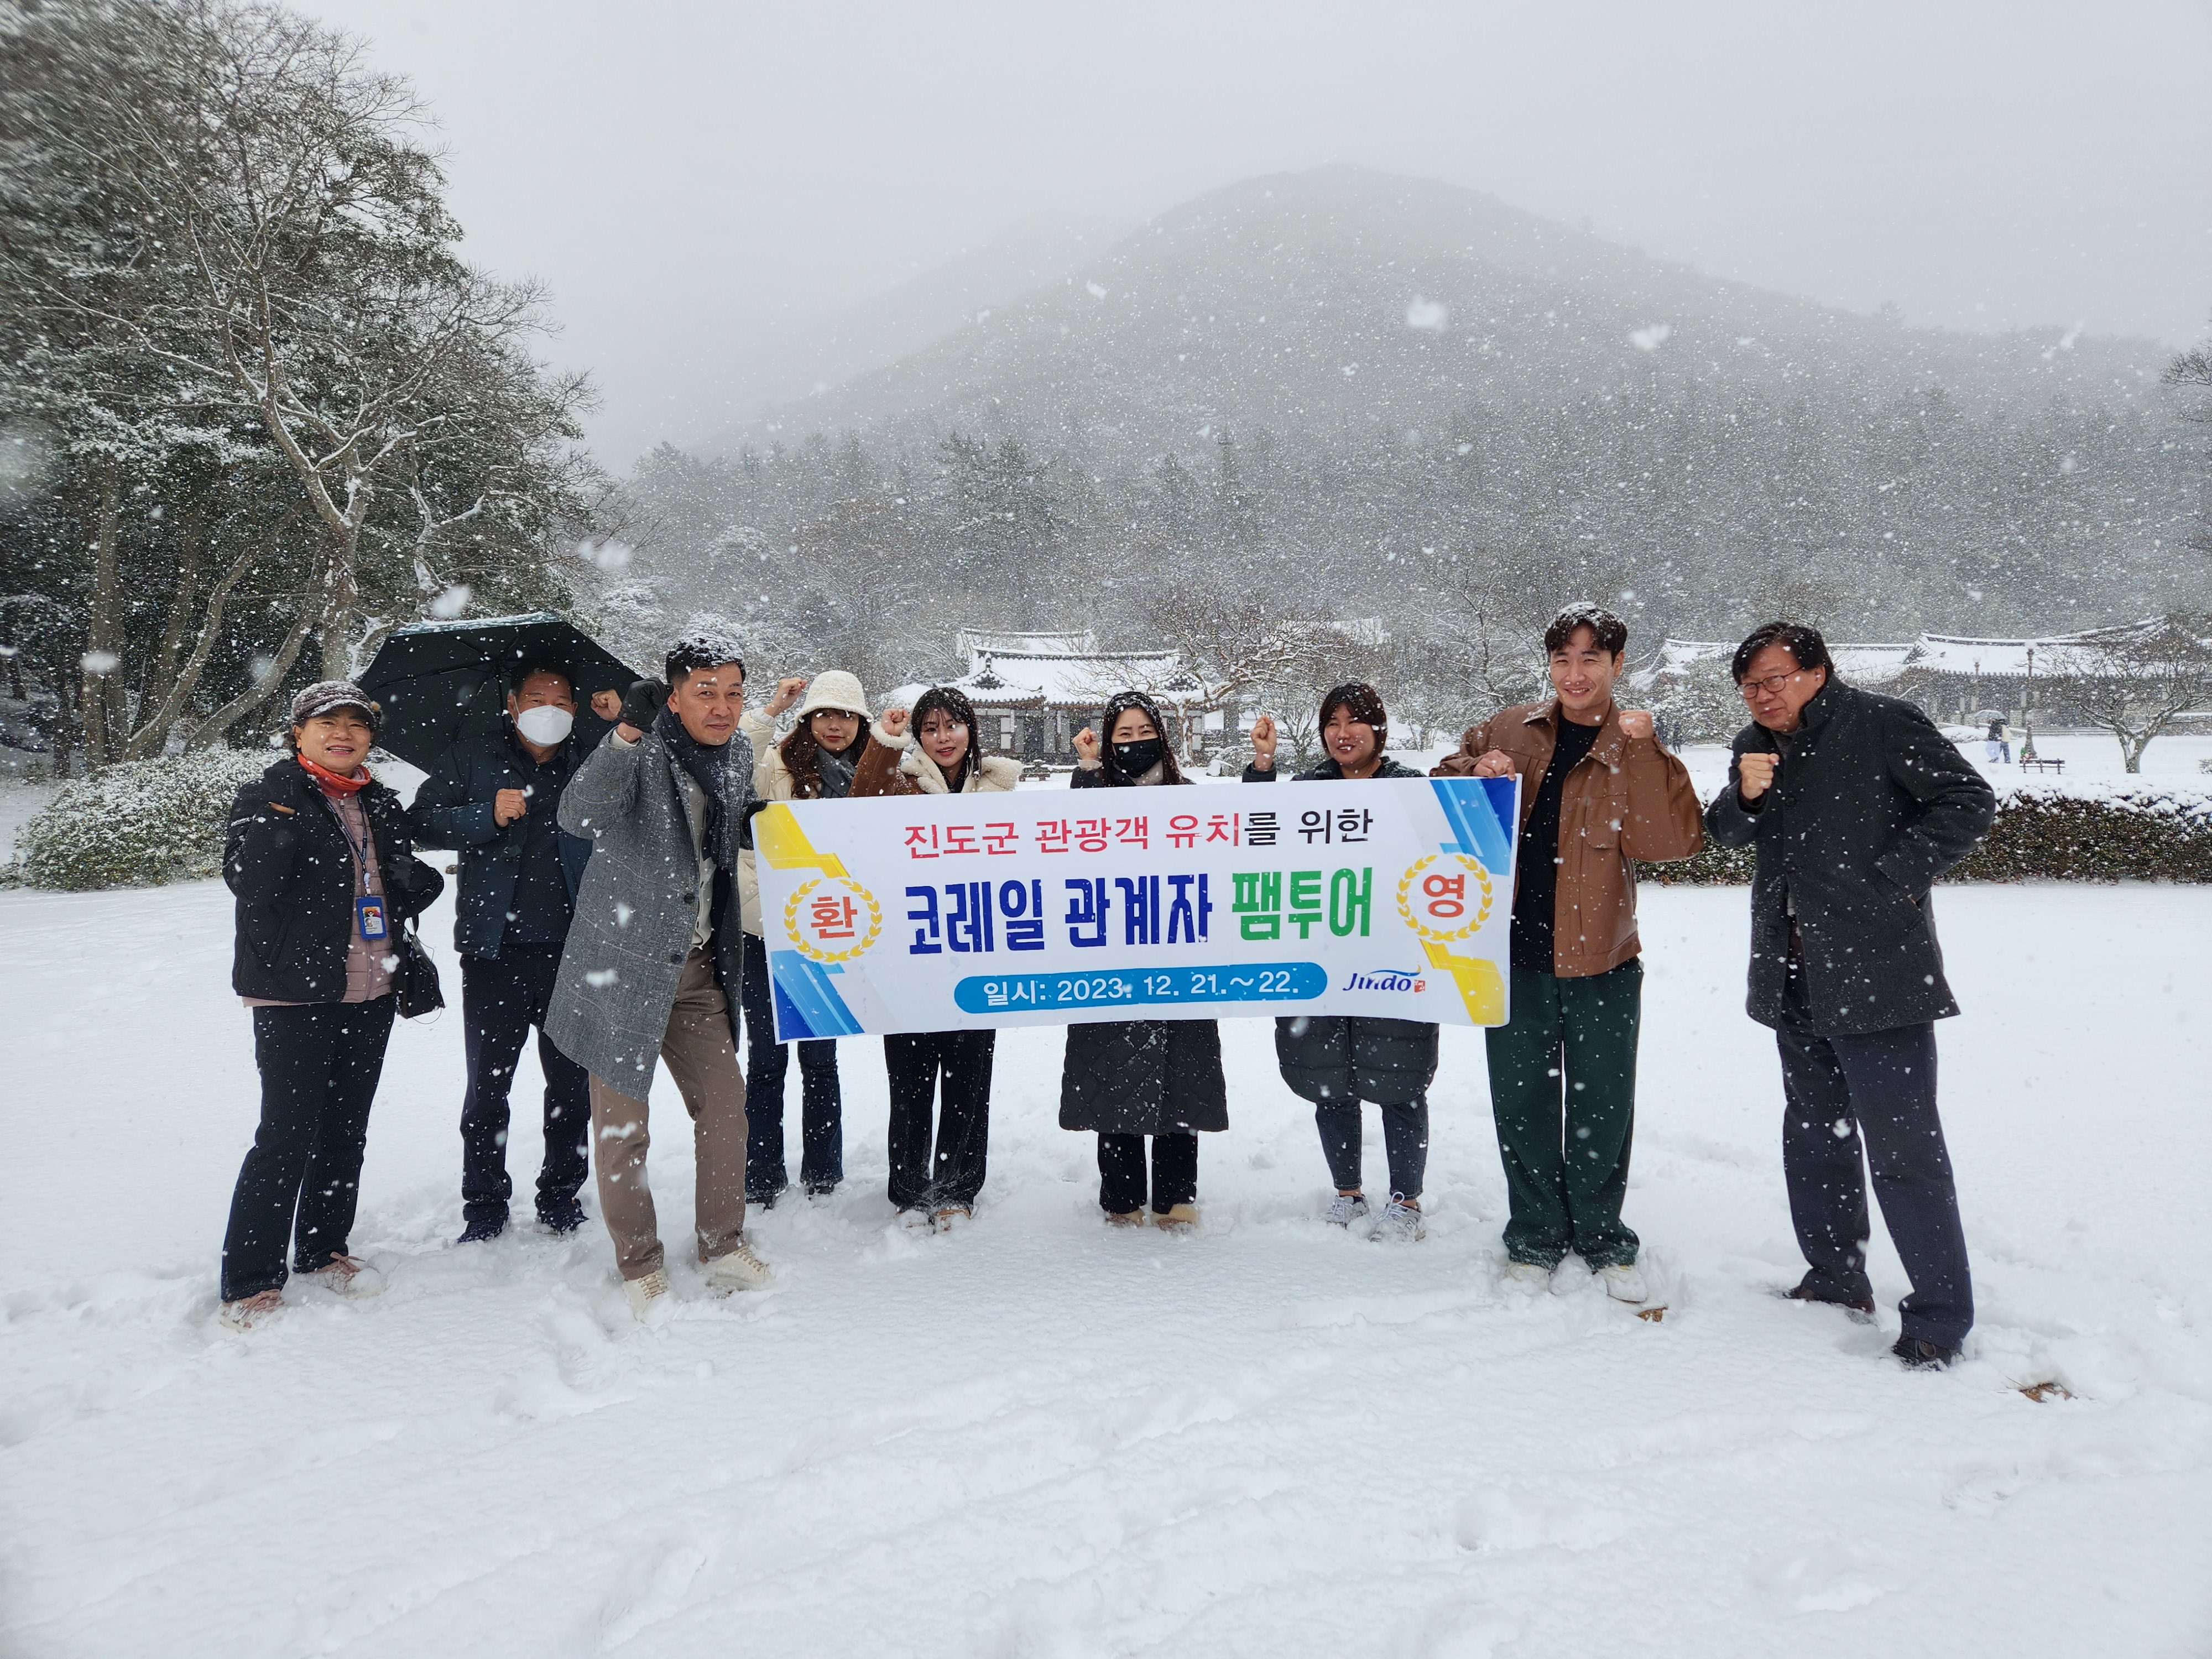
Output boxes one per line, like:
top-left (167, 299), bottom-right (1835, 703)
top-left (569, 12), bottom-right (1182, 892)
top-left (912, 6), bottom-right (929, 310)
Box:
top-left (298, 755), bottom-right (372, 795)
top-left (656, 701), bottom-right (732, 869)
top-left (814, 737), bottom-right (861, 800)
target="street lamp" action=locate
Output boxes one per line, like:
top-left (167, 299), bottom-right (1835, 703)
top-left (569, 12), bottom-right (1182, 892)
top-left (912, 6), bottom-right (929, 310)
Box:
top-left (2021, 645), bottom-right (2038, 764)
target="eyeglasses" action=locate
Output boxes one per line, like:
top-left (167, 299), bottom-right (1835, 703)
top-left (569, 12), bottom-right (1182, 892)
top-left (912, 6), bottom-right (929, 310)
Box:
top-left (1739, 671), bottom-right (1804, 699)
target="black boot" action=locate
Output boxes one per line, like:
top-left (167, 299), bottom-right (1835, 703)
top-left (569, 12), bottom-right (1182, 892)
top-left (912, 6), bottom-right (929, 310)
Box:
top-left (1787, 1277), bottom-right (1875, 1317)
top-left (1891, 1335), bottom-right (1959, 1370)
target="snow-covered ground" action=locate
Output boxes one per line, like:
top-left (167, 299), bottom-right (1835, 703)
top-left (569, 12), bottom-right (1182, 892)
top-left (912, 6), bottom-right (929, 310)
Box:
top-left (2, 875), bottom-right (2208, 1656)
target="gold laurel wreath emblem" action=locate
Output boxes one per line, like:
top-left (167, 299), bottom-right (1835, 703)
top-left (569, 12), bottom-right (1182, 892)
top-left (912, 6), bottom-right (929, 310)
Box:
top-left (1396, 853), bottom-right (1495, 944)
top-left (783, 877), bottom-right (884, 964)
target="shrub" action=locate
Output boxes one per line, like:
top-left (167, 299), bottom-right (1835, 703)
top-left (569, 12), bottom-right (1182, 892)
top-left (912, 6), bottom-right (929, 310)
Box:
top-left (16, 748), bottom-right (274, 890)
top-left (1637, 785), bottom-right (2212, 885)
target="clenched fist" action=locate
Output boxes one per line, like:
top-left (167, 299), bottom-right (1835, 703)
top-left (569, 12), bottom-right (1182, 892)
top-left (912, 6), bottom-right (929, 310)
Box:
top-left (1072, 726), bottom-right (1101, 764)
top-left (494, 787), bottom-right (530, 826)
top-left (1249, 714), bottom-right (1278, 771)
top-left (1738, 751), bottom-right (1779, 802)
top-left (1618, 708), bottom-right (1655, 742)
top-left (879, 705), bottom-right (910, 740)
top-left (766, 675), bottom-right (808, 717)
top-left (588, 689), bottom-right (624, 722)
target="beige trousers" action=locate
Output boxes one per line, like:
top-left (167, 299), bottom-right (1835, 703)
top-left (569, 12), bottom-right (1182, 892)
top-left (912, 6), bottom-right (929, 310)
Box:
top-left (588, 948), bottom-right (749, 1281)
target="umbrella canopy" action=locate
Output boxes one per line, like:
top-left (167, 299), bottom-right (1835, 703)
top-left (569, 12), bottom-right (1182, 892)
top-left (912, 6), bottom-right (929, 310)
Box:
top-left (358, 612), bottom-right (640, 770)
top-left (1974, 708), bottom-right (2009, 723)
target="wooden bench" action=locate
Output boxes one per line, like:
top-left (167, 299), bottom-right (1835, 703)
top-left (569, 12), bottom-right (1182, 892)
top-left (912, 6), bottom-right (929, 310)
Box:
top-left (2019, 757), bottom-right (2065, 774)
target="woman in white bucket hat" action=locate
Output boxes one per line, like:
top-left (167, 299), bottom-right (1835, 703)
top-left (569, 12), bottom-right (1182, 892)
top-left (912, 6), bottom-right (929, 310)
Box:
top-left (736, 670), bottom-right (891, 1206)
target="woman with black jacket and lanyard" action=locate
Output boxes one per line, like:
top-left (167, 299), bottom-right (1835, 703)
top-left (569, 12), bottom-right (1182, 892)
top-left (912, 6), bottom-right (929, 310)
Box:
top-left (218, 681), bottom-right (443, 1330)
top-left (1060, 691), bottom-right (1229, 1230)
top-left (1244, 682), bottom-right (1438, 1243)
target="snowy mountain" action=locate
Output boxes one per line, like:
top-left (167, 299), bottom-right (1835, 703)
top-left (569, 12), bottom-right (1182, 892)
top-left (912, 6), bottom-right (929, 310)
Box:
top-left (726, 165), bottom-right (2171, 462)
top-left (683, 212), bottom-right (1121, 456)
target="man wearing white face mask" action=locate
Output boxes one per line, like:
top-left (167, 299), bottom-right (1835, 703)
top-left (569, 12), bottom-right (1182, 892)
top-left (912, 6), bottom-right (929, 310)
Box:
top-left (412, 663), bottom-right (597, 1243)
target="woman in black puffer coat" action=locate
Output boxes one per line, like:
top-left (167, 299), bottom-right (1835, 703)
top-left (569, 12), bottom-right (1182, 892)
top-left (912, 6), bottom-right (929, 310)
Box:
top-left (1244, 682), bottom-right (1437, 1242)
top-left (1059, 691), bottom-right (1228, 1230)
top-left (217, 682), bottom-right (443, 1330)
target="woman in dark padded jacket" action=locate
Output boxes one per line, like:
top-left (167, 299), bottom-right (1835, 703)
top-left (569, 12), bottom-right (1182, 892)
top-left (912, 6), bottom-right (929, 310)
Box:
top-left (1059, 691), bottom-right (1228, 1230)
top-left (217, 681), bottom-right (442, 1331)
top-left (1244, 682), bottom-right (1438, 1243)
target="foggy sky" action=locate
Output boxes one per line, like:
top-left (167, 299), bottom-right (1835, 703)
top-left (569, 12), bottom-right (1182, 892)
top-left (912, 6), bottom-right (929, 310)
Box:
top-left (303, 0), bottom-right (2212, 467)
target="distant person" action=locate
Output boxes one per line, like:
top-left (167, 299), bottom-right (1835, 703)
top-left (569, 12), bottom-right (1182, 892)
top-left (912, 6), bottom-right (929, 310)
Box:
top-left (218, 682), bottom-right (444, 1331)
top-left (1244, 683), bottom-right (1437, 1241)
top-left (1705, 622), bottom-right (1994, 1369)
top-left (411, 664), bottom-right (596, 1243)
top-left (849, 685), bottom-right (1020, 1228)
top-left (1433, 604), bottom-right (1703, 1305)
top-left (1061, 691), bottom-right (1227, 1230)
top-left (545, 636), bottom-right (775, 1321)
top-left (735, 670), bottom-right (901, 1206)
top-left (1985, 717), bottom-right (2011, 765)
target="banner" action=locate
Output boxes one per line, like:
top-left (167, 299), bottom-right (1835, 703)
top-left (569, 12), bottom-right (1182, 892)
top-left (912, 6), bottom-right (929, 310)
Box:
top-left (755, 775), bottom-right (1521, 1039)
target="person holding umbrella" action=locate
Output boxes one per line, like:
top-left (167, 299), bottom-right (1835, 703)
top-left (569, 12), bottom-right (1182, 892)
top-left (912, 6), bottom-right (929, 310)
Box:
top-left (219, 682), bottom-right (444, 1331)
top-left (411, 661), bottom-right (597, 1243)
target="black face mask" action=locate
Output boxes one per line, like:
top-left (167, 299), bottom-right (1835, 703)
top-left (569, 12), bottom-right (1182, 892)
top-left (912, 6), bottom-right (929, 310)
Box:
top-left (1112, 737), bottom-right (1165, 776)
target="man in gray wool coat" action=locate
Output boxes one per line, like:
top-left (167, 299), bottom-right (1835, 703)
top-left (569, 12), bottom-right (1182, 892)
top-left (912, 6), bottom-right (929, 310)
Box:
top-left (549, 635), bottom-right (775, 1319)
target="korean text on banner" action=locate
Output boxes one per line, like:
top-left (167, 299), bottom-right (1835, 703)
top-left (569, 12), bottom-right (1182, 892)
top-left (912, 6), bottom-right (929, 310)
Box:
top-left (754, 776), bottom-right (1520, 1039)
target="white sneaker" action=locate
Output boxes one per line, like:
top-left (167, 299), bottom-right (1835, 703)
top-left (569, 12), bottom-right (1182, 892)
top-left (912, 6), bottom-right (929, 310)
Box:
top-left (1370, 1198), bottom-right (1426, 1243)
top-left (219, 1288), bottom-right (284, 1331)
top-left (623, 1267), bottom-right (672, 1322)
top-left (1598, 1262), bottom-right (1650, 1305)
top-left (1501, 1259), bottom-right (1555, 1292)
top-left (300, 1254), bottom-right (383, 1297)
top-left (704, 1240), bottom-right (773, 1292)
top-left (1324, 1193), bottom-right (1371, 1228)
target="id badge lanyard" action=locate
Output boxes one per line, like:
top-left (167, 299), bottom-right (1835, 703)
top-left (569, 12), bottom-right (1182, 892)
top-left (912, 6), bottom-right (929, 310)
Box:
top-left (333, 804), bottom-right (390, 942)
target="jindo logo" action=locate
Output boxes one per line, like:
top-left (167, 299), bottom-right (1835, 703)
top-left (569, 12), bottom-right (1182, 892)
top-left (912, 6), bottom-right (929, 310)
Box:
top-left (1342, 968), bottom-right (1427, 993)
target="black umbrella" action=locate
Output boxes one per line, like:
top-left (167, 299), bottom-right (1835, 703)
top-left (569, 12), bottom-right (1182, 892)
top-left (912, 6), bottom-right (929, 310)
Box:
top-left (358, 612), bottom-right (640, 770)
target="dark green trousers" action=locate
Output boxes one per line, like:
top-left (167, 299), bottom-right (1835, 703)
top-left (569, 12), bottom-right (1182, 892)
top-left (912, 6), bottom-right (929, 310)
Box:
top-left (1484, 959), bottom-right (1642, 1269)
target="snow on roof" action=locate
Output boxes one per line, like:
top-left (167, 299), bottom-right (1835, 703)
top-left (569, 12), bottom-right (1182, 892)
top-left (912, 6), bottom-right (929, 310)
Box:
top-left (1647, 628), bottom-right (2157, 684)
top-left (957, 628), bottom-right (1100, 659)
top-left (1649, 638), bottom-right (1912, 684)
top-left (945, 644), bottom-right (1203, 710)
top-left (1902, 624), bottom-right (2158, 677)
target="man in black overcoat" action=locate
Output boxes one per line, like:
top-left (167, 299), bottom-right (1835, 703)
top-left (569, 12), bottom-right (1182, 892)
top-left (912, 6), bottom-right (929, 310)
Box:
top-left (1704, 622), bottom-right (1995, 1369)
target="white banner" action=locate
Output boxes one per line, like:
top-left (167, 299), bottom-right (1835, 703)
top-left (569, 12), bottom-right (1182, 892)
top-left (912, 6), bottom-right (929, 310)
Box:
top-left (754, 775), bottom-right (1521, 1038)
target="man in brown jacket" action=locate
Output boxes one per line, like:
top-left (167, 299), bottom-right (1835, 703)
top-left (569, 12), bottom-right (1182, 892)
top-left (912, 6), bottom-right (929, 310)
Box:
top-left (1434, 604), bottom-right (1703, 1302)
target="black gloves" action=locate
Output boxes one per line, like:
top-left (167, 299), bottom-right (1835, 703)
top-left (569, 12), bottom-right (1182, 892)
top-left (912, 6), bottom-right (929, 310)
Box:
top-left (618, 679), bottom-right (667, 733)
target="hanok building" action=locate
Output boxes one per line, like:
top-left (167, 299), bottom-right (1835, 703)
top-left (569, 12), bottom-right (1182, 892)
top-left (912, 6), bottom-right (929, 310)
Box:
top-left (1641, 623), bottom-right (2166, 729)
top-left (890, 630), bottom-right (1218, 764)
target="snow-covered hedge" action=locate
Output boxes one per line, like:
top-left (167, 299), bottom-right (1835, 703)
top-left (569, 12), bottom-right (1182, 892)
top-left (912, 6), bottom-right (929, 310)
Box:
top-left (14, 748), bottom-right (273, 890)
top-left (1640, 785), bottom-right (2212, 885)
